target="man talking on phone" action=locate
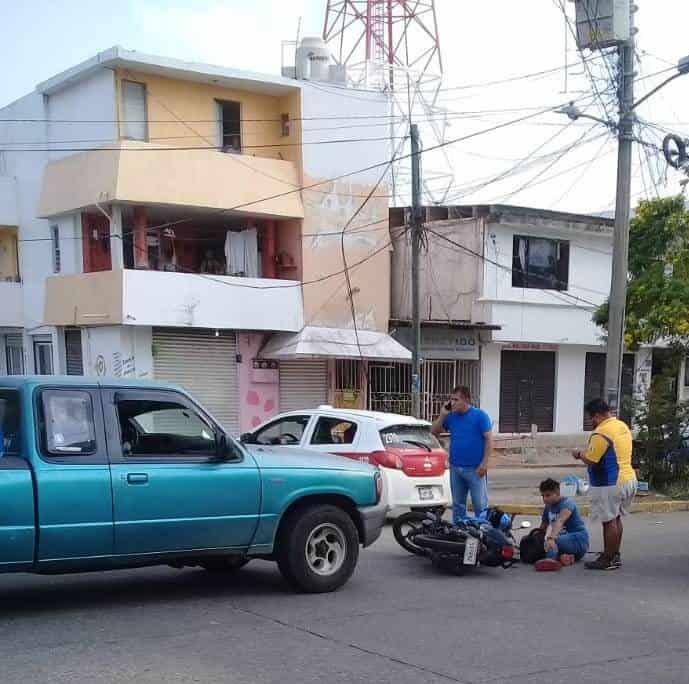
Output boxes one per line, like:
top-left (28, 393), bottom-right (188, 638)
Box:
top-left (432, 386), bottom-right (493, 523)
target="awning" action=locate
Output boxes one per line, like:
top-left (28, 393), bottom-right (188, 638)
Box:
top-left (261, 326), bottom-right (412, 361)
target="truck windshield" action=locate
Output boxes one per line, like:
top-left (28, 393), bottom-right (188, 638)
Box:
top-left (0, 389), bottom-right (21, 456)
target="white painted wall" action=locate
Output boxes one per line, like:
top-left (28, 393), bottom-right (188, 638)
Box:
top-left (555, 346), bottom-right (589, 432)
top-left (0, 177), bottom-right (19, 225)
top-left (46, 69), bottom-right (118, 161)
top-left (299, 82), bottom-right (391, 184)
top-left (482, 221), bottom-right (612, 345)
top-left (0, 70), bottom-right (117, 373)
top-left (122, 270), bottom-right (304, 332)
top-left (0, 283), bottom-right (23, 327)
top-left (82, 325), bottom-right (153, 379)
top-left (480, 343), bottom-right (501, 426)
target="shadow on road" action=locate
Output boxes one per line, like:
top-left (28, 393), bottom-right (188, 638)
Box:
top-left (0, 563), bottom-right (291, 616)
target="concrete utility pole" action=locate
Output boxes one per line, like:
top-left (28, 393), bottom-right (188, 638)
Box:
top-left (410, 123), bottom-right (423, 418)
top-left (605, 13), bottom-right (635, 413)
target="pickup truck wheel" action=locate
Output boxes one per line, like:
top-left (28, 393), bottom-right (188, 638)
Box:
top-left (277, 505), bottom-right (359, 593)
top-left (201, 556), bottom-right (250, 573)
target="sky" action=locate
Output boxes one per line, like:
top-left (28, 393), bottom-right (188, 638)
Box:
top-left (1, 0), bottom-right (688, 215)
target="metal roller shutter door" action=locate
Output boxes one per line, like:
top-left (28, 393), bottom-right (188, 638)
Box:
top-left (153, 329), bottom-right (239, 435)
top-left (65, 328), bottom-right (84, 376)
top-left (279, 360), bottom-right (329, 412)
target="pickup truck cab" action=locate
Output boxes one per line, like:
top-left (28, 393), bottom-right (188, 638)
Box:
top-left (0, 377), bottom-right (385, 593)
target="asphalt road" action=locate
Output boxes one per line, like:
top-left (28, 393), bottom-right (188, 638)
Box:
top-left (1, 513), bottom-right (689, 684)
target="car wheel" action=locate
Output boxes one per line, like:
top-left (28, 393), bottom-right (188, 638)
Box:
top-left (201, 556), bottom-right (250, 573)
top-left (277, 505), bottom-right (359, 593)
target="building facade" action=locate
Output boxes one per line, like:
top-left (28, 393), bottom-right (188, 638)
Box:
top-left (388, 204), bottom-right (648, 434)
top-left (0, 46), bottom-right (409, 435)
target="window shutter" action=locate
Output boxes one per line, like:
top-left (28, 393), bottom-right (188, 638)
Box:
top-left (122, 81), bottom-right (147, 141)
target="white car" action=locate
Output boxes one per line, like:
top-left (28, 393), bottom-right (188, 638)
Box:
top-left (241, 407), bottom-right (451, 512)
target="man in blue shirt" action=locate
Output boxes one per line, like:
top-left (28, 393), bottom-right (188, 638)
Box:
top-left (432, 385), bottom-right (493, 523)
top-left (536, 478), bottom-right (589, 570)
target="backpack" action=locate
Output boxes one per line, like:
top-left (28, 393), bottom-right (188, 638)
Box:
top-left (519, 529), bottom-right (546, 564)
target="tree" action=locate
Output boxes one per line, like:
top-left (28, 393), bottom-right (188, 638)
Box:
top-left (593, 195), bottom-right (689, 349)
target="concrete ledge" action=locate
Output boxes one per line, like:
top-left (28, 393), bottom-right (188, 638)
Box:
top-left (500, 500), bottom-right (689, 516)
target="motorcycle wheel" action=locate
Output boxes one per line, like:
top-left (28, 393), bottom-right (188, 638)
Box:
top-left (392, 511), bottom-right (432, 556)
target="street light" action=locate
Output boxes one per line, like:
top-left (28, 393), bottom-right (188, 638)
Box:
top-left (555, 52), bottom-right (689, 413)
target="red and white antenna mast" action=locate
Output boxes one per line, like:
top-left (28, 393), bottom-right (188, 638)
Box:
top-left (323, 1), bottom-right (452, 203)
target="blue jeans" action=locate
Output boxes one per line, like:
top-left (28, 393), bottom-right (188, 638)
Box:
top-left (545, 531), bottom-right (589, 561)
top-left (450, 466), bottom-right (488, 523)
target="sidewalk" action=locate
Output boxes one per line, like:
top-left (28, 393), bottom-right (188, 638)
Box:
top-left (488, 466), bottom-right (686, 516)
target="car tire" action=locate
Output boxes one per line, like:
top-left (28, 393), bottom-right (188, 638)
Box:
top-left (392, 511), bottom-right (431, 556)
top-left (277, 505), bottom-right (359, 593)
top-left (201, 556), bottom-right (250, 573)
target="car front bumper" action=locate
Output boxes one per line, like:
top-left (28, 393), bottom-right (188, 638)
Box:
top-left (357, 502), bottom-right (388, 547)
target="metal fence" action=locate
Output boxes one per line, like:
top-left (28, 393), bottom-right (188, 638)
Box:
top-left (368, 359), bottom-right (480, 422)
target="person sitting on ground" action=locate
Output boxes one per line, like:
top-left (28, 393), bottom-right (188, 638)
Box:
top-left (535, 478), bottom-right (589, 571)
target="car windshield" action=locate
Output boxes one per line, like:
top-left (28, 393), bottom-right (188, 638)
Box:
top-left (380, 425), bottom-right (441, 450)
top-left (0, 389), bottom-right (21, 456)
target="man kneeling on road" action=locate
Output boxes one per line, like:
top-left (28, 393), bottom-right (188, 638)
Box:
top-left (575, 399), bottom-right (638, 571)
top-left (536, 478), bottom-right (589, 571)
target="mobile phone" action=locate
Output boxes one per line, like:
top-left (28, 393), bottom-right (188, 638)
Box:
top-left (445, 401), bottom-right (452, 411)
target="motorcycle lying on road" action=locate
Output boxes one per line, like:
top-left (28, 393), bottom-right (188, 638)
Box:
top-left (393, 507), bottom-right (531, 575)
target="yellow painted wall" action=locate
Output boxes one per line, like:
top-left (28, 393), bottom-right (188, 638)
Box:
top-left (0, 227), bottom-right (19, 281)
top-left (115, 69), bottom-right (302, 168)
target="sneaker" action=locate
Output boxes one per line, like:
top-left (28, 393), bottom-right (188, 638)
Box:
top-left (559, 554), bottom-right (576, 567)
top-left (585, 554), bottom-right (618, 571)
top-left (535, 558), bottom-right (562, 572)
top-left (613, 553), bottom-right (622, 568)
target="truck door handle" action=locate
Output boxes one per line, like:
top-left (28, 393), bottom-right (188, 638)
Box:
top-left (126, 473), bottom-right (149, 484)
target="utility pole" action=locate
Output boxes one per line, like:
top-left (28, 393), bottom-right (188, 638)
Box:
top-left (410, 123), bottom-right (423, 418)
top-left (604, 10), bottom-right (635, 413)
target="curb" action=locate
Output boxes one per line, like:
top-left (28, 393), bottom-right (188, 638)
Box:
top-left (499, 500), bottom-right (689, 516)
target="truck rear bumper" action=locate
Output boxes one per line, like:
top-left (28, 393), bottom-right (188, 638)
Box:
top-left (357, 502), bottom-right (388, 547)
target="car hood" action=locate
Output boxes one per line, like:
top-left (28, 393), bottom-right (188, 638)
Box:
top-left (245, 445), bottom-right (376, 474)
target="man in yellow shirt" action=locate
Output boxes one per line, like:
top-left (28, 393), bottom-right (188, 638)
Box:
top-left (574, 399), bottom-right (638, 571)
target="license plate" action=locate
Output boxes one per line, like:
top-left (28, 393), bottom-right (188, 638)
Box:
top-left (418, 486), bottom-right (434, 501)
top-left (463, 537), bottom-right (479, 565)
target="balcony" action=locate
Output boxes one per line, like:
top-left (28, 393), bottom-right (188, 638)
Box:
top-left (38, 141), bottom-right (304, 220)
top-left (43, 268), bottom-right (304, 332)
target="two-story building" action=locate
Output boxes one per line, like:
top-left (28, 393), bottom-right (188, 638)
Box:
top-left (0, 45), bottom-right (410, 435)
top-left (388, 204), bottom-right (641, 434)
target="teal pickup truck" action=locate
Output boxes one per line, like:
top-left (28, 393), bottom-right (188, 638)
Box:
top-left (0, 377), bottom-right (385, 593)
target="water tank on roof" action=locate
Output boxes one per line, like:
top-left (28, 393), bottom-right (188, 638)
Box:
top-left (296, 37), bottom-right (332, 82)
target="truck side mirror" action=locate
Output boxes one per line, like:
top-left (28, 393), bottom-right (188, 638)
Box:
top-left (240, 432), bottom-right (254, 444)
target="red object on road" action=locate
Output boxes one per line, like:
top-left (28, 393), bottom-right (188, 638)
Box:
top-left (535, 558), bottom-right (562, 572)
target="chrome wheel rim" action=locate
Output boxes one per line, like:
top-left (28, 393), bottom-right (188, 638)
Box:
top-left (305, 523), bottom-right (347, 576)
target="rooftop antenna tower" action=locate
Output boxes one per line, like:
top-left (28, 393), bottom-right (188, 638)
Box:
top-left (323, 1), bottom-right (453, 204)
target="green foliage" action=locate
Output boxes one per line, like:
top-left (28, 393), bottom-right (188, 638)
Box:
top-left (632, 350), bottom-right (689, 492)
top-left (594, 196), bottom-right (689, 348)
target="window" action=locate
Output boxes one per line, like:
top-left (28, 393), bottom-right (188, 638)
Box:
top-left (380, 425), bottom-right (441, 450)
top-left (5, 335), bottom-right (24, 375)
top-left (311, 417), bottom-right (358, 445)
top-left (116, 398), bottom-right (217, 457)
top-left (41, 390), bottom-right (96, 455)
top-left (0, 389), bottom-right (21, 456)
top-left (33, 339), bottom-right (54, 375)
top-left (121, 80), bottom-right (148, 141)
top-left (51, 224), bottom-right (61, 273)
top-left (218, 100), bottom-right (241, 153)
top-left (254, 415), bottom-right (310, 446)
top-left (512, 235), bottom-right (570, 291)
